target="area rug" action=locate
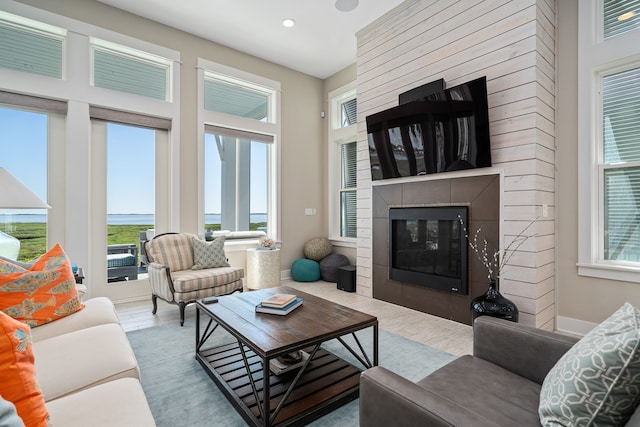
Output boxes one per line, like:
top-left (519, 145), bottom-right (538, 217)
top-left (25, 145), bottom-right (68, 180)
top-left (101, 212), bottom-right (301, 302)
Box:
top-left (127, 319), bottom-right (456, 426)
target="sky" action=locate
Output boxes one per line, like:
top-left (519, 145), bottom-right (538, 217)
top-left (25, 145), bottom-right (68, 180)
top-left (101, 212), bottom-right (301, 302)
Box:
top-left (0, 107), bottom-right (267, 215)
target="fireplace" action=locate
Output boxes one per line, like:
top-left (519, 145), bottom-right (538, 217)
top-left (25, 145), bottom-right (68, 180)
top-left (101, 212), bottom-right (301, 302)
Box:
top-left (389, 206), bottom-right (468, 295)
top-left (372, 173), bottom-right (499, 325)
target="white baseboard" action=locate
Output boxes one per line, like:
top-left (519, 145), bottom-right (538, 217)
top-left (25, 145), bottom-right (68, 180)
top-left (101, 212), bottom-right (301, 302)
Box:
top-left (556, 316), bottom-right (598, 337)
top-left (281, 270), bottom-right (291, 281)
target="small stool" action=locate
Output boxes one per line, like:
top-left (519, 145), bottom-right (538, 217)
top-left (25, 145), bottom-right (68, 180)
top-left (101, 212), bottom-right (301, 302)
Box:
top-left (337, 265), bottom-right (356, 292)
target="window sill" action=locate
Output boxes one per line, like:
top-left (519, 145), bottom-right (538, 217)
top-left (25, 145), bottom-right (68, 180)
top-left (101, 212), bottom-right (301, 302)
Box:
top-left (329, 238), bottom-right (357, 249)
top-left (577, 262), bottom-right (640, 283)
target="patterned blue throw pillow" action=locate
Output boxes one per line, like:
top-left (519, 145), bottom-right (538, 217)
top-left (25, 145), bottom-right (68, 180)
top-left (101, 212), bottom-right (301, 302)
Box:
top-left (191, 236), bottom-right (230, 269)
top-left (539, 302), bottom-right (640, 426)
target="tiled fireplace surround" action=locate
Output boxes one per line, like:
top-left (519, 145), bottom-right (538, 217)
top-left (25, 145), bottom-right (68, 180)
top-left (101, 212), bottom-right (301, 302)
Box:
top-left (371, 173), bottom-right (500, 326)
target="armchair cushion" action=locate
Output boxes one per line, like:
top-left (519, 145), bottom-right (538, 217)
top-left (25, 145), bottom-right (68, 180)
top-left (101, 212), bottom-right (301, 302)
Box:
top-left (539, 302), bottom-right (640, 426)
top-left (191, 236), bottom-right (230, 269)
top-left (145, 233), bottom-right (194, 271)
top-left (171, 267), bottom-right (243, 293)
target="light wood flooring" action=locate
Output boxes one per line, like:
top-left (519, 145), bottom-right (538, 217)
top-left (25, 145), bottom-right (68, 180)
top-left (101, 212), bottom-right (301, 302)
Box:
top-left (115, 279), bottom-right (473, 357)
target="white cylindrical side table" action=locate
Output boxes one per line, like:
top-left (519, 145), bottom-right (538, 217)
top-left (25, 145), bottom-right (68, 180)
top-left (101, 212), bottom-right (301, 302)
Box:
top-left (246, 248), bottom-right (281, 290)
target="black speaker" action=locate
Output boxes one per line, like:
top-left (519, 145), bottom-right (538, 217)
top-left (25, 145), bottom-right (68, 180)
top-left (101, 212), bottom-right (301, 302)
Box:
top-left (337, 265), bottom-right (356, 292)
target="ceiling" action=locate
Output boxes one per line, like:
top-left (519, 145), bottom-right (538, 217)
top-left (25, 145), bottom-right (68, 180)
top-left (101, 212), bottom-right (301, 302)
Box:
top-left (96, 0), bottom-right (406, 79)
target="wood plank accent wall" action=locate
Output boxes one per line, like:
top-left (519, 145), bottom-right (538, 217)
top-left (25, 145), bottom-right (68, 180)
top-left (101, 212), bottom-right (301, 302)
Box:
top-left (355, 0), bottom-right (556, 329)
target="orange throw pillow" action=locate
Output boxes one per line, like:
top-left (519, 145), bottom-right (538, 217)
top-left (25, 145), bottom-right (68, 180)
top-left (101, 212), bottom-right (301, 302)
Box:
top-left (0, 311), bottom-right (48, 426)
top-left (0, 244), bottom-right (84, 328)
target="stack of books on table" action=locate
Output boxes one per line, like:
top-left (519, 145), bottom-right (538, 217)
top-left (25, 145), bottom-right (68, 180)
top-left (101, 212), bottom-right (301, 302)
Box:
top-left (255, 293), bottom-right (303, 315)
top-left (269, 350), bottom-right (310, 375)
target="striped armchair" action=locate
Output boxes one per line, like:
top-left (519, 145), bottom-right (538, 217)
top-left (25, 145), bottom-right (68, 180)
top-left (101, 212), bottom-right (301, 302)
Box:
top-left (144, 233), bottom-right (244, 326)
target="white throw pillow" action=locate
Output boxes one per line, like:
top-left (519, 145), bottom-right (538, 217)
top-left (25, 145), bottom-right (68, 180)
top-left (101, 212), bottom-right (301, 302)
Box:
top-left (539, 302), bottom-right (640, 426)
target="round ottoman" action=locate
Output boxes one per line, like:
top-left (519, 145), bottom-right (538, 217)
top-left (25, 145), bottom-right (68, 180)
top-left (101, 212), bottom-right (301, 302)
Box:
top-left (303, 237), bottom-right (333, 261)
top-left (290, 258), bottom-right (321, 282)
top-left (319, 253), bottom-right (350, 282)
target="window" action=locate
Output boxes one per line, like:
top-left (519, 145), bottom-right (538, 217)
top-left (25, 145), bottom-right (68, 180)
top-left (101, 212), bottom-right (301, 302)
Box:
top-left (340, 142), bottom-right (357, 238)
top-left (602, 67), bottom-right (640, 263)
top-left (0, 11), bottom-right (65, 79)
top-left (0, 107), bottom-right (49, 262)
top-left (204, 127), bottom-right (271, 233)
top-left (204, 75), bottom-right (271, 122)
top-left (578, 0), bottom-right (640, 281)
top-left (198, 60), bottom-right (280, 239)
top-left (329, 83), bottom-right (358, 242)
top-left (604, 0), bottom-right (640, 39)
top-left (91, 38), bottom-right (172, 101)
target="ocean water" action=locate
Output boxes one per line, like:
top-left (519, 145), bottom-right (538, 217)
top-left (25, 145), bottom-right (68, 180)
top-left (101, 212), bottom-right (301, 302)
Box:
top-left (1, 213), bottom-right (267, 225)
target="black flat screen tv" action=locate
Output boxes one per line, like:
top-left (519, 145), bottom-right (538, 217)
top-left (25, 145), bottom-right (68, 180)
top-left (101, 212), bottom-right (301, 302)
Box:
top-left (366, 76), bottom-right (492, 181)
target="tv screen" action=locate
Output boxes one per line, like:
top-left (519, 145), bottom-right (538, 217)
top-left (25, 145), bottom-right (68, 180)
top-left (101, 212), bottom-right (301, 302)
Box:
top-left (367, 76), bottom-right (492, 181)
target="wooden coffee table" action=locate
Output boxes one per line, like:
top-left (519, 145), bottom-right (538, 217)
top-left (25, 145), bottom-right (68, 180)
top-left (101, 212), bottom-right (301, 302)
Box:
top-left (195, 286), bottom-right (378, 427)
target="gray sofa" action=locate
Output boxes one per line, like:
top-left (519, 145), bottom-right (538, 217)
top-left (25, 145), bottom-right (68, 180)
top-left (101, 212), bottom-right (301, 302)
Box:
top-left (359, 316), bottom-right (580, 426)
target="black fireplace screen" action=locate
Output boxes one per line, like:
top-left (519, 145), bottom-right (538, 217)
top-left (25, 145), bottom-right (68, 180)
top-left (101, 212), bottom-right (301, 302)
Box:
top-left (389, 206), bottom-right (468, 294)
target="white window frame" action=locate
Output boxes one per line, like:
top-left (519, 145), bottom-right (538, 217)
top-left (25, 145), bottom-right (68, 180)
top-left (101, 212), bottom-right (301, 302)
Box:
top-left (578, 0), bottom-right (640, 282)
top-left (328, 82), bottom-right (358, 246)
top-left (197, 58), bottom-right (281, 247)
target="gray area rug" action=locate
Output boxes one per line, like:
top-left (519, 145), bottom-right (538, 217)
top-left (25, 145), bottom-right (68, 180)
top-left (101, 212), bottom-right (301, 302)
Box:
top-left (127, 318), bottom-right (456, 426)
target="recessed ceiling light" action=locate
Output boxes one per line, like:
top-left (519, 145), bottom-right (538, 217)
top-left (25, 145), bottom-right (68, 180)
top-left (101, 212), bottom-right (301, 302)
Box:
top-left (282, 18), bottom-right (296, 28)
top-left (618, 11), bottom-right (635, 21)
top-left (335, 0), bottom-right (359, 12)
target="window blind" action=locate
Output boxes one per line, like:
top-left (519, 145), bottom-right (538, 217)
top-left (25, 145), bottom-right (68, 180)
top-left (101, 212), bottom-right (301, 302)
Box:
top-left (602, 65), bottom-right (640, 262)
top-left (0, 90), bottom-right (67, 114)
top-left (603, 67), bottom-right (640, 164)
top-left (0, 20), bottom-right (63, 79)
top-left (604, 167), bottom-right (640, 262)
top-left (340, 141), bottom-right (357, 238)
top-left (341, 191), bottom-right (357, 238)
top-left (341, 98), bottom-right (357, 127)
top-left (90, 106), bottom-right (171, 130)
top-left (604, 0), bottom-right (640, 40)
top-left (93, 48), bottom-right (168, 101)
top-left (204, 78), bottom-right (269, 121)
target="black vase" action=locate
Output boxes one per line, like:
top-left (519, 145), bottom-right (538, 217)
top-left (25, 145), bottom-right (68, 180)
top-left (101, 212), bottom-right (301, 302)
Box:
top-left (471, 279), bottom-right (519, 322)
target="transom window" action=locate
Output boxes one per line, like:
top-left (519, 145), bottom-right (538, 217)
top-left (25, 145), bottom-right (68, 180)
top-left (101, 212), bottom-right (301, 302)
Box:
top-left (604, 0), bottom-right (640, 40)
top-left (91, 38), bottom-right (173, 101)
top-left (204, 73), bottom-right (274, 122)
top-left (0, 11), bottom-right (65, 79)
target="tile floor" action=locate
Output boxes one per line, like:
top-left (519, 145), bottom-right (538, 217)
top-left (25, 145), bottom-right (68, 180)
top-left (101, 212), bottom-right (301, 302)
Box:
top-left (115, 279), bottom-right (473, 357)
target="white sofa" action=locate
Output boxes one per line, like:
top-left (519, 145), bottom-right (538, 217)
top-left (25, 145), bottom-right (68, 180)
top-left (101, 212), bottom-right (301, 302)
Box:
top-left (31, 297), bottom-right (156, 426)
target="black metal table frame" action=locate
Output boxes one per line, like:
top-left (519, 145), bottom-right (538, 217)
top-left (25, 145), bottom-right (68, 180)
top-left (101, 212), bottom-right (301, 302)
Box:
top-left (195, 303), bottom-right (378, 427)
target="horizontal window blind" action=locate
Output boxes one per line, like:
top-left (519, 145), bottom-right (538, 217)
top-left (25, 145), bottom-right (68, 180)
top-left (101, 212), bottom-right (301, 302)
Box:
top-left (204, 78), bottom-right (269, 121)
top-left (204, 124), bottom-right (273, 144)
top-left (341, 191), bottom-right (357, 238)
top-left (0, 20), bottom-right (63, 79)
top-left (604, 0), bottom-right (640, 40)
top-left (341, 98), bottom-right (357, 127)
top-left (341, 141), bottom-right (357, 188)
top-left (603, 67), bottom-right (640, 164)
top-left (340, 141), bottom-right (357, 238)
top-left (604, 167), bottom-right (640, 262)
top-left (93, 48), bottom-right (168, 101)
top-left (90, 106), bottom-right (171, 130)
